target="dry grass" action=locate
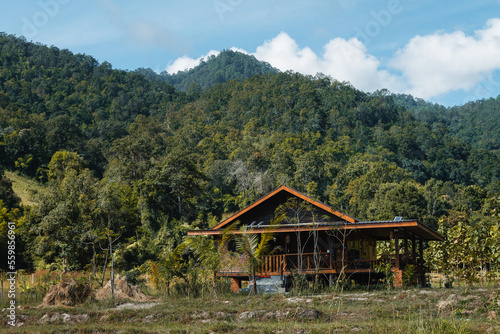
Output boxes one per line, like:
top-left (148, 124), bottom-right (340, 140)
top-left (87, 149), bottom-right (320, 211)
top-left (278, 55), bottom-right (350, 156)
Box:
top-left (1, 284), bottom-right (499, 333)
top-left (4, 171), bottom-right (45, 206)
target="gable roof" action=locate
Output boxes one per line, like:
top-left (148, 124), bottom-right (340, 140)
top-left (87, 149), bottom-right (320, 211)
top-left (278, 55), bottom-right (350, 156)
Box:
top-left (212, 185), bottom-right (357, 230)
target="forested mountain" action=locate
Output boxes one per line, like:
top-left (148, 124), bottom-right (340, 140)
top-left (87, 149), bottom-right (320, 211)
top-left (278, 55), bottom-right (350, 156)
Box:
top-left (393, 94), bottom-right (500, 152)
top-left (149, 50), bottom-right (278, 92)
top-left (0, 33), bottom-right (499, 273)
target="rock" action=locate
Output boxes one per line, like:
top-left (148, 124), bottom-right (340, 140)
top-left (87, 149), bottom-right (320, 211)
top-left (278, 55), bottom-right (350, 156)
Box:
top-left (192, 311), bottom-right (209, 319)
top-left (239, 311), bottom-right (256, 320)
top-left (263, 310), bottom-right (289, 320)
top-left (239, 310), bottom-right (265, 320)
top-left (142, 314), bottom-right (155, 323)
top-left (99, 314), bottom-right (110, 322)
top-left (38, 312), bottom-right (89, 324)
top-left (213, 311), bottom-right (232, 320)
top-left (296, 308), bottom-right (322, 320)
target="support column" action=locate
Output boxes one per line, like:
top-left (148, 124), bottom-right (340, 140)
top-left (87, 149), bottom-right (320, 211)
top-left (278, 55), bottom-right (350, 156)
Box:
top-left (412, 234), bottom-right (416, 264)
top-left (230, 278), bottom-right (241, 293)
top-left (419, 238), bottom-right (426, 287)
top-left (329, 274), bottom-right (336, 287)
top-left (392, 268), bottom-right (403, 288)
top-left (404, 230), bottom-right (409, 261)
top-left (419, 238), bottom-right (424, 261)
top-left (394, 229), bottom-right (400, 270)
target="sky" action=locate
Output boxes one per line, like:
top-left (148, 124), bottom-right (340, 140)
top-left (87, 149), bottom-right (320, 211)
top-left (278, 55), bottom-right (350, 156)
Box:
top-left (1, 0), bottom-right (500, 107)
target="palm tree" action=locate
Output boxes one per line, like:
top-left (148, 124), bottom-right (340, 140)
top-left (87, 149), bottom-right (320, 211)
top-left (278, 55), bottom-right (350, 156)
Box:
top-left (229, 214), bottom-right (284, 294)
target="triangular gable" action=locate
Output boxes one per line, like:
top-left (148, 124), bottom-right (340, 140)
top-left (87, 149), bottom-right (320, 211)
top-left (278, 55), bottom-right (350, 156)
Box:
top-left (212, 185), bottom-right (357, 230)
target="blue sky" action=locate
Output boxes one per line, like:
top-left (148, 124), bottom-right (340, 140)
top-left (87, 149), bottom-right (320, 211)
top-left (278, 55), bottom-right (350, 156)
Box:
top-left (1, 0), bottom-right (500, 106)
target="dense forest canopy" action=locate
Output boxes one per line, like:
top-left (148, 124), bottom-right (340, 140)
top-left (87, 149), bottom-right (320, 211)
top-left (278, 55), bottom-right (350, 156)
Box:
top-left (0, 33), bottom-right (499, 276)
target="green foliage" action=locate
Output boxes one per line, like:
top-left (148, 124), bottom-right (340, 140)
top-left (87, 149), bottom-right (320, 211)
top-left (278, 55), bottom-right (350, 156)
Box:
top-left (426, 208), bottom-right (500, 283)
top-left (1, 34), bottom-right (499, 277)
top-left (373, 261), bottom-right (395, 290)
top-left (396, 94), bottom-right (500, 151)
top-left (0, 171), bottom-right (21, 209)
top-left (225, 214), bottom-right (284, 294)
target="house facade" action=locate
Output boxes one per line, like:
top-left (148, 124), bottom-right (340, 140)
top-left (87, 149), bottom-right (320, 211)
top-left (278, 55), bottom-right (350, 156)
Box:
top-left (188, 185), bottom-right (443, 292)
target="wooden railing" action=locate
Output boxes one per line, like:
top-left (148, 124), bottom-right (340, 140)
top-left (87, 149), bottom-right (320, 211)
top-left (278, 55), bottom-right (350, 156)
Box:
top-left (260, 254), bottom-right (285, 274)
top-left (256, 253), bottom-right (390, 275)
top-left (218, 253), bottom-right (410, 276)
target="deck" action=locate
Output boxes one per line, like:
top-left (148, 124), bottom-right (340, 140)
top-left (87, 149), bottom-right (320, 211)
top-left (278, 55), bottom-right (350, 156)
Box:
top-left (218, 253), bottom-right (394, 277)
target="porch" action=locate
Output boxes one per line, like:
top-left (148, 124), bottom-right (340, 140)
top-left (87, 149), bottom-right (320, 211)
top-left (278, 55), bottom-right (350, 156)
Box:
top-left (218, 252), bottom-right (419, 277)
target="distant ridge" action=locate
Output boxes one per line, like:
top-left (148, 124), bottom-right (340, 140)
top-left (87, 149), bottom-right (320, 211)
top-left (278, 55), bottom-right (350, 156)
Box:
top-left (392, 93), bottom-right (500, 151)
top-left (136, 50), bottom-right (278, 92)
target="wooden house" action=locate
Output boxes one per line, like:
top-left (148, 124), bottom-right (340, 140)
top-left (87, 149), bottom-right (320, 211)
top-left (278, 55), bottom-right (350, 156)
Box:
top-left (188, 185), bottom-right (443, 292)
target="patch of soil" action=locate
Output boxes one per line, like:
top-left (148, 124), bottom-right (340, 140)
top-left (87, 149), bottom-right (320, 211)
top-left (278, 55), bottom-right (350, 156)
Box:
top-left (115, 302), bottom-right (160, 310)
top-left (42, 278), bottom-right (94, 307)
top-left (95, 276), bottom-right (152, 301)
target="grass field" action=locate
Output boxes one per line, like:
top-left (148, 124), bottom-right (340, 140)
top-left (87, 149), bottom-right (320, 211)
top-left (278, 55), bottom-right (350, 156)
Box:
top-left (1, 284), bottom-right (499, 333)
top-left (4, 171), bottom-right (44, 207)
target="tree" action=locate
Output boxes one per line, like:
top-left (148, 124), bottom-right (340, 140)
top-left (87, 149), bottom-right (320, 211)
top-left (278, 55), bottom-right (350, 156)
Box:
top-left (226, 214), bottom-right (283, 294)
top-left (28, 151), bottom-right (98, 270)
top-left (370, 181), bottom-right (427, 221)
top-left (277, 198), bottom-right (309, 274)
top-left (176, 235), bottom-right (221, 296)
top-left (0, 172), bottom-right (21, 209)
top-left (0, 200), bottom-right (21, 271)
top-left (29, 167), bottom-right (98, 270)
top-left (138, 150), bottom-right (207, 233)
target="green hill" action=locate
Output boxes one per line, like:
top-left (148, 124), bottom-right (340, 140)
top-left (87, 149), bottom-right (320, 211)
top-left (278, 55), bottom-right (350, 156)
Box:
top-left (158, 49), bottom-right (278, 92)
top-left (392, 94), bottom-right (500, 152)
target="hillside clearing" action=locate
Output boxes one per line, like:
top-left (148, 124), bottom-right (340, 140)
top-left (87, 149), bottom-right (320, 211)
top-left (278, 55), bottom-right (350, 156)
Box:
top-left (5, 171), bottom-right (44, 206)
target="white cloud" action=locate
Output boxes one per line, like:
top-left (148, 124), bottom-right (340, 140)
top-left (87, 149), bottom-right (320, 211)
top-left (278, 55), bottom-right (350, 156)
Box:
top-left (254, 32), bottom-right (321, 74)
top-left (165, 19), bottom-right (500, 100)
top-left (165, 32), bottom-right (400, 92)
top-left (166, 50), bottom-right (220, 74)
top-left (252, 32), bottom-right (402, 92)
top-left (391, 18), bottom-right (500, 98)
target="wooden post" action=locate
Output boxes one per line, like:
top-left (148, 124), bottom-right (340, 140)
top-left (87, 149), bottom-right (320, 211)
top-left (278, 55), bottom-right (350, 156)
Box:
top-left (111, 242), bottom-right (114, 302)
top-left (394, 229), bottom-right (400, 270)
top-left (404, 230), bottom-right (409, 261)
top-left (412, 234), bottom-right (416, 264)
top-left (419, 238), bottom-right (424, 260)
top-left (419, 238), bottom-right (426, 286)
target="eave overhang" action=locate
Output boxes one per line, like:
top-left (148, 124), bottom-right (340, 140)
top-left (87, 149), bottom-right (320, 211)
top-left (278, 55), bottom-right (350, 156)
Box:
top-left (188, 219), bottom-right (444, 241)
